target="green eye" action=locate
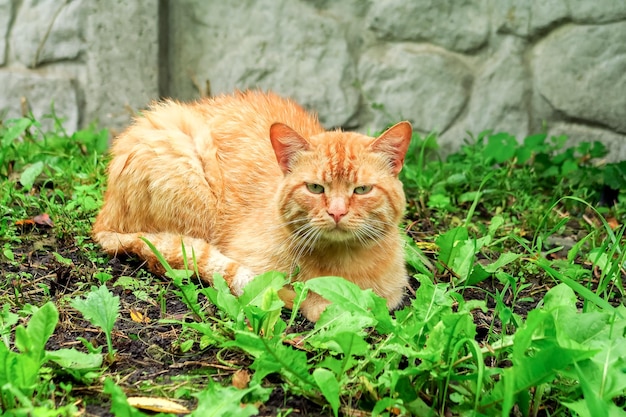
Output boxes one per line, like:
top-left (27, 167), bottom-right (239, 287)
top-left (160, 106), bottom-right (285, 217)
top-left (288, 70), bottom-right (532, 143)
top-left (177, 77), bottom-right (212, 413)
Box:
top-left (354, 185), bottom-right (373, 195)
top-left (306, 183), bottom-right (325, 194)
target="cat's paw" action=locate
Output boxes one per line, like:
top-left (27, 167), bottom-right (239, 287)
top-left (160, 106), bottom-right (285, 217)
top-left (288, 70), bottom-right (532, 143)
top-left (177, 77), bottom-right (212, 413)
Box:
top-left (301, 297), bottom-right (331, 322)
top-left (229, 266), bottom-right (257, 296)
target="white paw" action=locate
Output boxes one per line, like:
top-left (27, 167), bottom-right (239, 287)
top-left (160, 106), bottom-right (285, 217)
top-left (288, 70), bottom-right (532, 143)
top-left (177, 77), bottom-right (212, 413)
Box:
top-left (229, 266), bottom-right (256, 296)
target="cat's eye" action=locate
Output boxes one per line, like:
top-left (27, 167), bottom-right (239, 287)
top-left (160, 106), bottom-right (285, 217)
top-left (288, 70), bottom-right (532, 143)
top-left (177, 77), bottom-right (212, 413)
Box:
top-left (306, 183), bottom-right (325, 194)
top-left (354, 185), bottom-right (373, 195)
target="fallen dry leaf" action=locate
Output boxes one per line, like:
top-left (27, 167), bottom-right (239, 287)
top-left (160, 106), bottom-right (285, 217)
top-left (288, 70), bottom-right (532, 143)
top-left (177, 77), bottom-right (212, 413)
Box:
top-left (127, 397), bottom-right (190, 414)
top-left (232, 369), bottom-right (251, 389)
top-left (33, 213), bottom-right (54, 227)
top-left (15, 213), bottom-right (54, 227)
top-left (129, 308), bottom-right (151, 324)
top-left (607, 217), bottom-right (620, 230)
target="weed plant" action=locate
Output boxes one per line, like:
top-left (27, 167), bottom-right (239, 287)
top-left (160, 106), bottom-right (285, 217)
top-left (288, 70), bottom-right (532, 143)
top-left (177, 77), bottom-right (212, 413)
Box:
top-left (0, 114), bottom-right (625, 416)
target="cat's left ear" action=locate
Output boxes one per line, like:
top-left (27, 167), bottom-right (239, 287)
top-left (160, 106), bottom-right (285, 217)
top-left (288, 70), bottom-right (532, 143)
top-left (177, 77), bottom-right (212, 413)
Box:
top-left (270, 123), bottom-right (310, 174)
top-left (370, 121), bottom-right (412, 176)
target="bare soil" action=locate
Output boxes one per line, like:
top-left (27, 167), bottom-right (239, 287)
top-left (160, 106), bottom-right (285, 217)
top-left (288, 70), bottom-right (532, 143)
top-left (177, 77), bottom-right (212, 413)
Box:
top-left (1, 215), bottom-right (617, 416)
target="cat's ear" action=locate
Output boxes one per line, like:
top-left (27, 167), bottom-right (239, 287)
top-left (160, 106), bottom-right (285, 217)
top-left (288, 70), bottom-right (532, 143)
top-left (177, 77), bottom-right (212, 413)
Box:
top-left (370, 121), bottom-right (412, 176)
top-left (270, 123), bottom-right (310, 174)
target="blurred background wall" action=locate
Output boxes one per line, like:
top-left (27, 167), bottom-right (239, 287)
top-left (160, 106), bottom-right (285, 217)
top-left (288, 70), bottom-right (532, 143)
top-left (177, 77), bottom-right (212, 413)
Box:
top-left (0, 0), bottom-right (625, 157)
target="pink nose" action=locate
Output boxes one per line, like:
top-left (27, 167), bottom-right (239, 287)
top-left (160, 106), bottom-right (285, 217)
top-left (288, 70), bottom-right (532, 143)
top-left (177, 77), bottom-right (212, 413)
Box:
top-left (327, 197), bottom-right (347, 223)
top-left (327, 210), bottom-right (347, 223)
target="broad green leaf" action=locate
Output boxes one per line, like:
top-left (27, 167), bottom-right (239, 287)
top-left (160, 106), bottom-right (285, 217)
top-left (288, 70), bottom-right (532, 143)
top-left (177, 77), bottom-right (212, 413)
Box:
top-left (46, 348), bottom-right (103, 371)
top-left (403, 234), bottom-right (433, 277)
top-left (484, 132), bottom-right (517, 163)
top-left (0, 343), bottom-right (40, 394)
top-left (313, 368), bottom-right (340, 417)
top-left (0, 304), bottom-right (19, 347)
top-left (308, 330), bottom-right (369, 357)
top-left (229, 332), bottom-right (314, 390)
top-left (466, 263), bottom-right (490, 285)
top-left (412, 275), bottom-right (452, 326)
top-left (427, 193), bottom-right (452, 210)
top-left (482, 252), bottom-right (522, 274)
top-left (52, 251), bottom-right (73, 266)
top-left (22, 302), bottom-right (58, 363)
top-left (543, 283), bottom-right (577, 312)
top-left (436, 226), bottom-right (468, 266)
top-left (563, 399), bottom-right (626, 417)
top-left (192, 381), bottom-right (259, 417)
top-left (487, 215), bottom-right (504, 237)
top-left (482, 344), bottom-right (598, 409)
top-left (19, 161), bottom-right (44, 190)
top-left (450, 239), bottom-right (476, 281)
top-left (71, 285), bottom-right (119, 335)
top-left (564, 361), bottom-right (625, 417)
top-left (306, 277), bottom-right (383, 334)
top-left (204, 273), bottom-right (242, 322)
top-left (415, 320), bottom-right (447, 368)
top-left (2, 118), bottom-right (32, 146)
top-left (305, 277), bottom-right (373, 313)
top-left (103, 378), bottom-right (150, 417)
top-left (239, 271), bottom-right (286, 306)
top-left (2, 248), bottom-right (15, 262)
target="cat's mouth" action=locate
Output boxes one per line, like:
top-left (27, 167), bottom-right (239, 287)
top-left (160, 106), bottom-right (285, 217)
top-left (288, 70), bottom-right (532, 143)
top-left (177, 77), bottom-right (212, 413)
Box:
top-left (320, 223), bottom-right (360, 243)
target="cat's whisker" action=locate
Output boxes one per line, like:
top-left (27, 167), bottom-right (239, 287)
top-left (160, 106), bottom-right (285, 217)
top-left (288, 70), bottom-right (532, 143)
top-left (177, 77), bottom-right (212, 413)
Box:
top-left (287, 225), bottom-right (323, 272)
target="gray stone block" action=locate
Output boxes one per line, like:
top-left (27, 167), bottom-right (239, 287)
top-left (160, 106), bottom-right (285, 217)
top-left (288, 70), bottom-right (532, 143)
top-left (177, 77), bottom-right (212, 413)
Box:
top-left (0, 0), bottom-right (11, 66)
top-left (367, 0), bottom-right (489, 52)
top-left (167, 0), bottom-right (359, 128)
top-left (37, 0), bottom-right (86, 65)
top-left (10, 0), bottom-right (84, 67)
top-left (569, 0), bottom-right (626, 23)
top-left (494, 0), bottom-right (568, 37)
top-left (358, 43), bottom-right (472, 134)
top-left (83, 1), bottom-right (159, 131)
top-left (549, 122), bottom-right (626, 162)
top-left (465, 36), bottom-right (529, 140)
top-left (0, 71), bottom-right (78, 131)
top-left (533, 22), bottom-right (626, 134)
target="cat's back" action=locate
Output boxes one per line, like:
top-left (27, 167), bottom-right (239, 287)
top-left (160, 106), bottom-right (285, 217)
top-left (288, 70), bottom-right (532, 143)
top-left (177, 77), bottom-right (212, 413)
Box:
top-left (109, 90), bottom-right (323, 178)
top-left (198, 90), bottom-right (324, 152)
top-left (113, 90), bottom-right (323, 168)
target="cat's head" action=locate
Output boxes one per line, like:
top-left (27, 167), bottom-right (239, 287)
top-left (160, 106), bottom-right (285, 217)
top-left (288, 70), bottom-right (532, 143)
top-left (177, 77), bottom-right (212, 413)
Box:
top-left (270, 121), bottom-right (412, 248)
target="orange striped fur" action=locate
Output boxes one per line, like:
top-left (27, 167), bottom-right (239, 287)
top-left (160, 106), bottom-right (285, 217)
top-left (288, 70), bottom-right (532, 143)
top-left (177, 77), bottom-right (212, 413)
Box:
top-left (93, 91), bottom-right (412, 321)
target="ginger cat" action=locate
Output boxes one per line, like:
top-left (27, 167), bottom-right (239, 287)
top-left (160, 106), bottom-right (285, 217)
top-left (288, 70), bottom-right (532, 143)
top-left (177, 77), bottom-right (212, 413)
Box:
top-left (93, 91), bottom-right (412, 321)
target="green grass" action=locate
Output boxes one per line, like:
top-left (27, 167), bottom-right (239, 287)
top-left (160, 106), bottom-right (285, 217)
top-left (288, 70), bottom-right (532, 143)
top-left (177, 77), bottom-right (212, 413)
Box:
top-left (0, 114), bottom-right (625, 416)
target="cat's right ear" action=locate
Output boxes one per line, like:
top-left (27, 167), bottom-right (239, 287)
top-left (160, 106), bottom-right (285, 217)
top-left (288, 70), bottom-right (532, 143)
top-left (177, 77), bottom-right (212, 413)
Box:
top-left (270, 123), bottom-right (310, 174)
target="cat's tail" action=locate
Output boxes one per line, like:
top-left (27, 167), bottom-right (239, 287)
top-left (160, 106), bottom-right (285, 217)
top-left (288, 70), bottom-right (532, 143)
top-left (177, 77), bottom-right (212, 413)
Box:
top-left (92, 230), bottom-right (256, 295)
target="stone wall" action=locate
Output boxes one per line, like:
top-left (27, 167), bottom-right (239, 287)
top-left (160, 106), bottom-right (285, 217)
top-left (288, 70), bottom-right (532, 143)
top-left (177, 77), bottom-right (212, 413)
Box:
top-left (1, 0), bottom-right (625, 158)
top-left (0, 0), bottom-right (158, 132)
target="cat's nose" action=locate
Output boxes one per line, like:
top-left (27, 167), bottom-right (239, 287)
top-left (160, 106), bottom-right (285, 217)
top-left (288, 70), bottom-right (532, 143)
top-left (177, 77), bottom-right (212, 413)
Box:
top-left (327, 197), bottom-right (348, 223)
top-left (328, 211), bottom-right (346, 223)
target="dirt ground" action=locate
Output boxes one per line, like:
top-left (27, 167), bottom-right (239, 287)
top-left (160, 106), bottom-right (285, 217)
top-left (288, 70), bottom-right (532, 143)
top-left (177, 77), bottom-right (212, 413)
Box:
top-left (0, 217), bottom-right (606, 416)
